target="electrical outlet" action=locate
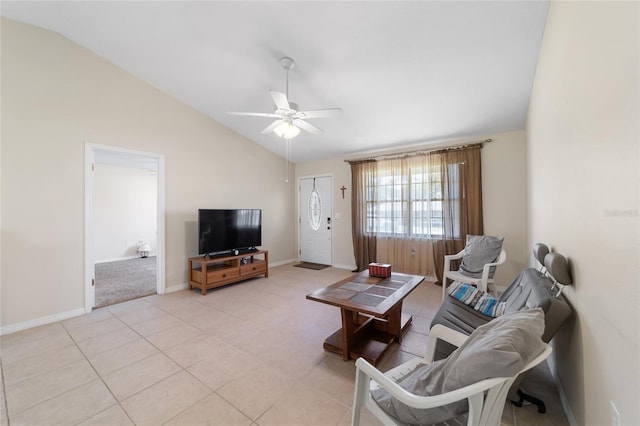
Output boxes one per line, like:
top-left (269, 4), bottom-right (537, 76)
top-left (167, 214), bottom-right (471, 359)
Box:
top-left (610, 401), bottom-right (621, 426)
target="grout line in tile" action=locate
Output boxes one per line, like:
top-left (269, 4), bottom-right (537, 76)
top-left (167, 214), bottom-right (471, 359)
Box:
top-left (64, 314), bottom-right (174, 425)
top-left (65, 315), bottom-right (130, 344)
top-left (157, 369), bottom-right (217, 425)
top-left (223, 387), bottom-right (277, 424)
top-left (0, 359), bottom-right (8, 426)
top-left (2, 322), bottom-right (101, 417)
top-left (62, 320), bottom-right (136, 426)
top-left (80, 309), bottom-right (216, 424)
top-left (6, 366), bottom-right (96, 419)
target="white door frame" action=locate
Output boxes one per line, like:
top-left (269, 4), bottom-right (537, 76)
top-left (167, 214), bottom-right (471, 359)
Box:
top-left (84, 143), bottom-right (166, 313)
top-left (297, 173), bottom-right (333, 265)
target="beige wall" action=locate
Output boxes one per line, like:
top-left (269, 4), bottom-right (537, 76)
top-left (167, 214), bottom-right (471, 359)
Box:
top-left (481, 131), bottom-right (527, 288)
top-left (297, 130), bottom-right (528, 285)
top-left (526, 1), bottom-right (639, 424)
top-left (1, 18), bottom-right (297, 330)
top-left (94, 164), bottom-right (158, 262)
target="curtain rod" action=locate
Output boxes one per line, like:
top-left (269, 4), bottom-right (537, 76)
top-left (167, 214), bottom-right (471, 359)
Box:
top-left (345, 138), bottom-right (492, 164)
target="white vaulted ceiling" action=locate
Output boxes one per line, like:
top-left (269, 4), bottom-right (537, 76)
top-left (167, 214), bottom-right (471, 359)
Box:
top-left (1, 1), bottom-right (549, 163)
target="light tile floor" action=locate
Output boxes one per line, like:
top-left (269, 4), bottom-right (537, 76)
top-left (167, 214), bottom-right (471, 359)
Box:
top-left (0, 264), bottom-right (569, 425)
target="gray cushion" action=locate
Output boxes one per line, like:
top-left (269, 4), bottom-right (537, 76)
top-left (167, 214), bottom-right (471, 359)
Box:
top-left (458, 235), bottom-right (504, 279)
top-left (544, 252), bottom-right (572, 285)
top-left (371, 309), bottom-right (546, 425)
top-left (533, 243), bottom-right (549, 267)
top-left (498, 269), bottom-right (552, 314)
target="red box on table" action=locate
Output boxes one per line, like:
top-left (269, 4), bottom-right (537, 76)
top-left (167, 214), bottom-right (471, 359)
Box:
top-left (368, 263), bottom-right (392, 278)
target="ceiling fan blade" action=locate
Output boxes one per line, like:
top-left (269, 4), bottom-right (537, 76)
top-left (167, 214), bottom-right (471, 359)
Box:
top-left (261, 119), bottom-right (284, 134)
top-left (296, 108), bottom-right (343, 119)
top-left (228, 112), bottom-right (280, 118)
top-left (293, 119), bottom-right (323, 135)
top-left (270, 91), bottom-right (290, 110)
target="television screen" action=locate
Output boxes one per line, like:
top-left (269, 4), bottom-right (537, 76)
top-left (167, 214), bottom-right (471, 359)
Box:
top-left (198, 209), bottom-right (262, 255)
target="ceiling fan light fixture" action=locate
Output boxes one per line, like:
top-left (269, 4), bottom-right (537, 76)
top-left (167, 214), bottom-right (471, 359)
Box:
top-left (274, 121), bottom-right (300, 139)
top-left (228, 56), bottom-right (342, 148)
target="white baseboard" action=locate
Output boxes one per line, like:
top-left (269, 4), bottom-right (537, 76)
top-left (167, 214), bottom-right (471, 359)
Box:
top-left (549, 358), bottom-right (578, 426)
top-left (270, 258), bottom-right (298, 268)
top-left (95, 255), bottom-right (140, 264)
top-left (164, 283), bottom-right (189, 294)
top-left (332, 263), bottom-right (357, 271)
top-left (0, 307), bottom-right (86, 336)
top-left (95, 254), bottom-right (157, 264)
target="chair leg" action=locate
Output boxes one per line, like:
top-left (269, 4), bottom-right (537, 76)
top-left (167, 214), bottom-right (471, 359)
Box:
top-left (512, 388), bottom-right (546, 413)
top-left (467, 393), bottom-right (484, 426)
top-left (442, 276), bottom-right (449, 300)
top-left (352, 369), bottom-right (368, 426)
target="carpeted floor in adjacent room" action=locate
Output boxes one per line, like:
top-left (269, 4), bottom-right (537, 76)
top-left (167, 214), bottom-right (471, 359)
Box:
top-left (94, 256), bottom-right (157, 308)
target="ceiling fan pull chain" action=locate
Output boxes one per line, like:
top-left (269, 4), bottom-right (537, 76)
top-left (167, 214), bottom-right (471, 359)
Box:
top-left (284, 137), bottom-right (292, 183)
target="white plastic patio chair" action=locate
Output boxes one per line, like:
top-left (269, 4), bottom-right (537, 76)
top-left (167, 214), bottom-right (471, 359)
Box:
top-left (442, 248), bottom-right (507, 299)
top-left (351, 324), bottom-right (552, 426)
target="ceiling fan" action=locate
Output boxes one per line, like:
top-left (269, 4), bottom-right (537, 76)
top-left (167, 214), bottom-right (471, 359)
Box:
top-left (228, 57), bottom-right (342, 139)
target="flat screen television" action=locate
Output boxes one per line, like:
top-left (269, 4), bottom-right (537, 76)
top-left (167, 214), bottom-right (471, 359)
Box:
top-left (198, 209), bottom-right (262, 256)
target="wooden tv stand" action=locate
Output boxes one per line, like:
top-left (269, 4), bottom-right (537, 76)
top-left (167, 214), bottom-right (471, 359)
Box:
top-left (188, 250), bottom-right (268, 295)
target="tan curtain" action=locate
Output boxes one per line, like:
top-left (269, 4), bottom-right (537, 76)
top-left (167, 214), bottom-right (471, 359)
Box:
top-left (432, 145), bottom-right (484, 284)
top-left (376, 237), bottom-right (436, 279)
top-left (372, 155), bottom-right (437, 278)
top-left (350, 160), bottom-right (377, 271)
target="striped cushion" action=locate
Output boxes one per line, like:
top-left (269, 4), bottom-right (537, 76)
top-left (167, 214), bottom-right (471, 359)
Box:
top-left (448, 282), bottom-right (506, 317)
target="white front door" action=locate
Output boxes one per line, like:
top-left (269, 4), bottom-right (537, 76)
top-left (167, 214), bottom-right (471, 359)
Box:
top-left (299, 176), bottom-right (332, 265)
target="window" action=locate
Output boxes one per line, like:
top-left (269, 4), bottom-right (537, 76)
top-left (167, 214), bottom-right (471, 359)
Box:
top-left (364, 158), bottom-right (461, 238)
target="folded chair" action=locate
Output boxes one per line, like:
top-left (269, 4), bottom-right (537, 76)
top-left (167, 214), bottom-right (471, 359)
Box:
top-left (443, 235), bottom-right (506, 299)
top-left (433, 243), bottom-right (572, 414)
top-left (352, 310), bottom-right (552, 426)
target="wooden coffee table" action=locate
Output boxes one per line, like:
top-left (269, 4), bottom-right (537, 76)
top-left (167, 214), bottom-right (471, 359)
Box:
top-left (306, 270), bottom-right (424, 366)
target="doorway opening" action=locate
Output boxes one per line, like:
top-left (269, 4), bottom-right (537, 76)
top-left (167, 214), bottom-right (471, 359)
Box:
top-left (84, 144), bottom-right (165, 312)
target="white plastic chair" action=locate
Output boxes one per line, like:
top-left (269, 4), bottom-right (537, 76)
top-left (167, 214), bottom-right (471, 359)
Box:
top-left (351, 324), bottom-right (551, 426)
top-left (442, 249), bottom-right (507, 299)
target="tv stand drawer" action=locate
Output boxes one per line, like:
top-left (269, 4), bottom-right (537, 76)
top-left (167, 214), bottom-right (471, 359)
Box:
top-left (240, 260), bottom-right (267, 276)
top-left (208, 268), bottom-right (239, 282)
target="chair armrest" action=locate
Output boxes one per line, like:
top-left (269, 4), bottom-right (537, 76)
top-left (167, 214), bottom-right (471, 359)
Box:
top-left (424, 324), bottom-right (468, 362)
top-left (480, 249), bottom-right (507, 291)
top-left (444, 249), bottom-right (465, 263)
top-left (354, 357), bottom-right (506, 410)
top-left (443, 250), bottom-right (466, 300)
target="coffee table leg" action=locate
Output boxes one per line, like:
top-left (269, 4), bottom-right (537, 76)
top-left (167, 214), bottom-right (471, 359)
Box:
top-left (340, 308), bottom-right (357, 361)
top-left (387, 303), bottom-right (403, 343)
